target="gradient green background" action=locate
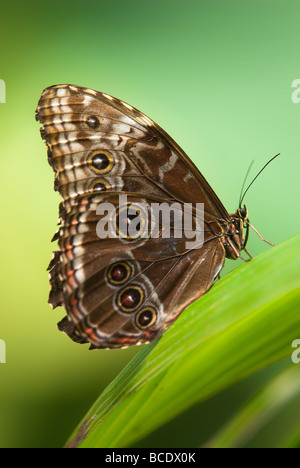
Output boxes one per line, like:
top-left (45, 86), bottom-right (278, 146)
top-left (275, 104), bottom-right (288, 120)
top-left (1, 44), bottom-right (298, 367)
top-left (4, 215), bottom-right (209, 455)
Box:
top-left (0, 0), bottom-right (299, 448)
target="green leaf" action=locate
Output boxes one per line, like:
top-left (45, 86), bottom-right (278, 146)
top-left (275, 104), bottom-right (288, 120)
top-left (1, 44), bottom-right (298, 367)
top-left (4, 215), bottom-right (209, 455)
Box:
top-left (65, 234), bottom-right (300, 448)
top-left (204, 364), bottom-right (300, 448)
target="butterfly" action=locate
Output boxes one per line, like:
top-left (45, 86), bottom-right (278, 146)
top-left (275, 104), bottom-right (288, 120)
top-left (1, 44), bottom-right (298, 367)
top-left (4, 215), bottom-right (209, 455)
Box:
top-left (36, 84), bottom-right (250, 349)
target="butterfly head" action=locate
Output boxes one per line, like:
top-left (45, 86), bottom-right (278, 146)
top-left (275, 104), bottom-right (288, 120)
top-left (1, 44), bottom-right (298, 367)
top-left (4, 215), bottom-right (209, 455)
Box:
top-left (227, 154), bottom-right (280, 260)
top-left (224, 205), bottom-right (249, 260)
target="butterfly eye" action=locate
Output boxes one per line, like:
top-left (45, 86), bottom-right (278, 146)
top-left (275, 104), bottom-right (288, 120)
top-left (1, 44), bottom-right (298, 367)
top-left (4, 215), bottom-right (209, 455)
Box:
top-left (117, 285), bottom-right (144, 313)
top-left (85, 115), bottom-right (100, 129)
top-left (135, 307), bottom-right (157, 330)
top-left (239, 205), bottom-right (248, 220)
top-left (107, 262), bottom-right (132, 285)
top-left (88, 150), bottom-right (114, 175)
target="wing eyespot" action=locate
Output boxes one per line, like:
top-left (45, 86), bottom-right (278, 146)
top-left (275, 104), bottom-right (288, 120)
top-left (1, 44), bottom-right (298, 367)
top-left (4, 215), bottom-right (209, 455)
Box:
top-left (88, 150), bottom-right (114, 175)
top-left (135, 307), bottom-right (157, 330)
top-left (107, 262), bottom-right (132, 286)
top-left (114, 203), bottom-right (147, 241)
top-left (85, 115), bottom-right (100, 130)
top-left (89, 177), bottom-right (111, 192)
top-left (116, 285), bottom-right (144, 313)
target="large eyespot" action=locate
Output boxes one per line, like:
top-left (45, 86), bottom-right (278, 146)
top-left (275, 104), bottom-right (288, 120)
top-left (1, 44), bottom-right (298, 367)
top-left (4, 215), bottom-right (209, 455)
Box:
top-left (88, 150), bottom-right (114, 175)
top-left (114, 203), bottom-right (147, 240)
top-left (107, 262), bottom-right (132, 286)
top-left (116, 285), bottom-right (144, 313)
top-left (85, 114), bottom-right (101, 129)
top-left (90, 177), bottom-right (111, 192)
top-left (135, 307), bottom-right (157, 330)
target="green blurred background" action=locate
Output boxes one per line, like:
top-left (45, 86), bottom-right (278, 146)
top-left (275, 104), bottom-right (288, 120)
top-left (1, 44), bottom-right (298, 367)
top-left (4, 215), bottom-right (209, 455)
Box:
top-left (0, 0), bottom-right (299, 448)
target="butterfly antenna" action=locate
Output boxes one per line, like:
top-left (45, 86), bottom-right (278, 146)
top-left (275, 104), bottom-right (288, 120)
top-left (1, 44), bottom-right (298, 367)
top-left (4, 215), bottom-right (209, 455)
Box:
top-left (238, 160), bottom-right (254, 208)
top-left (239, 153), bottom-right (280, 208)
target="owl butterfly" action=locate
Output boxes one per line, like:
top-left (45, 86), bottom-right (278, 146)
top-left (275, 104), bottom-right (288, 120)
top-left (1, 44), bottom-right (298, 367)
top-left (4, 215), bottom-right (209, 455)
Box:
top-left (36, 84), bottom-right (250, 350)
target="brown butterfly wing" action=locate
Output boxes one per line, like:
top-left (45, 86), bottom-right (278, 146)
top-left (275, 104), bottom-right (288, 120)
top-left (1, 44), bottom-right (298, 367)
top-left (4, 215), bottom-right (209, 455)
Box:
top-left (48, 192), bottom-right (225, 349)
top-left (36, 84), bottom-right (227, 348)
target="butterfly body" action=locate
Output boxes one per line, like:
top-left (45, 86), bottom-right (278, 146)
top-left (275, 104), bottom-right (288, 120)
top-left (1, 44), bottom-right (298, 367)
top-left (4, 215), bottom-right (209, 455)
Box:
top-left (36, 84), bottom-right (248, 349)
